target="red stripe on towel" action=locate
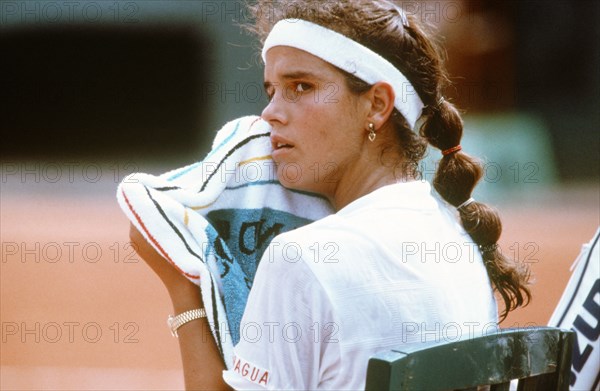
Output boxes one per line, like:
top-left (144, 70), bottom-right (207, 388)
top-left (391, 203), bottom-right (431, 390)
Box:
top-left (121, 189), bottom-right (200, 280)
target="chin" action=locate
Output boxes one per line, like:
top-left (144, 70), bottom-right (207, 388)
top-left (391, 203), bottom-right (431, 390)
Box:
top-left (275, 167), bottom-right (304, 190)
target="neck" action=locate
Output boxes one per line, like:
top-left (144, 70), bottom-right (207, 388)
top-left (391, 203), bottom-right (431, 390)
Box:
top-left (329, 153), bottom-right (412, 211)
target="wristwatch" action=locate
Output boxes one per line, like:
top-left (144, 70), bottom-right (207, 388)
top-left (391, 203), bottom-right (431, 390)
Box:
top-left (167, 308), bottom-right (207, 337)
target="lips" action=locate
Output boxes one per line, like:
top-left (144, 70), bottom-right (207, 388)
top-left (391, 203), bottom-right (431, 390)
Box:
top-left (275, 142), bottom-right (293, 149)
top-left (271, 134), bottom-right (294, 152)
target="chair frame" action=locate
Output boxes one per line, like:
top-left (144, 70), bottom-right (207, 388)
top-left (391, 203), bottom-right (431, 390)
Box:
top-left (365, 326), bottom-right (574, 391)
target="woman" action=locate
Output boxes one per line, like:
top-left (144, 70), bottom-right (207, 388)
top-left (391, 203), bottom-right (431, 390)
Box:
top-left (131, 1), bottom-right (531, 389)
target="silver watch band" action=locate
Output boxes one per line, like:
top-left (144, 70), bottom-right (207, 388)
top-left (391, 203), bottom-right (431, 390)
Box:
top-left (167, 308), bottom-right (207, 337)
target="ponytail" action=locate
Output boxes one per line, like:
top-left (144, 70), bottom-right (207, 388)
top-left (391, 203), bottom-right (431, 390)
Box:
top-left (421, 101), bottom-right (531, 321)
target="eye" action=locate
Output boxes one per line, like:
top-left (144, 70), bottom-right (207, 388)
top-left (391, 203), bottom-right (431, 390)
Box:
top-left (295, 82), bottom-right (311, 92)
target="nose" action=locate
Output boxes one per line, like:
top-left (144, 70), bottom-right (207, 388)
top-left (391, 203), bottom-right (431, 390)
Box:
top-left (261, 93), bottom-right (287, 126)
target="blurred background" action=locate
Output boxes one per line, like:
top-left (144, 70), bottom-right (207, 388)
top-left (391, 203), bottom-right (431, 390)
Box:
top-left (1, 1), bottom-right (598, 389)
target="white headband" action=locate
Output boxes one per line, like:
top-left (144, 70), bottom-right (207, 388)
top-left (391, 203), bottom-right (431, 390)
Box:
top-left (261, 19), bottom-right (424, 129)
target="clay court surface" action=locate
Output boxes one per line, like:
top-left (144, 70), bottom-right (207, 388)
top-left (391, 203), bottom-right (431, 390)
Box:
top-left (1, 163), bottom-right (598, 390)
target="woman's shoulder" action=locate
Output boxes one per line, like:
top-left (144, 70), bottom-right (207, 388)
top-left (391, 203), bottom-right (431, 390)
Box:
top-left (261, 212), bottom-right (376, 272)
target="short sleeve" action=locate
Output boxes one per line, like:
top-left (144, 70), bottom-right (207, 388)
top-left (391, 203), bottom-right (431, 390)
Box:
top-left (222, 235), bottom-right (340, 390)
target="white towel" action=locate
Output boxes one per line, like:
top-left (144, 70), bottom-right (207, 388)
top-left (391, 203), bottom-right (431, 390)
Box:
top-left (116, 115), bottom-right (333, 367)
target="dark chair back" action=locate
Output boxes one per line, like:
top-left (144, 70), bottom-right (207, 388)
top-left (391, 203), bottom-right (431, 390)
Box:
top-left (366, 326), bottom-right (574, 391)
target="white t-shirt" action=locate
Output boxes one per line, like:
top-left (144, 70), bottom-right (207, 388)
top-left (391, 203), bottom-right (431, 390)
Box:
top-left (223, 180), bottom-right (498, 390)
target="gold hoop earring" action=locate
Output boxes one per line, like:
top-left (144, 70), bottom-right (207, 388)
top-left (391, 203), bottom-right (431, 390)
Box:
top-left (368, 123), bottom-right (376, 142)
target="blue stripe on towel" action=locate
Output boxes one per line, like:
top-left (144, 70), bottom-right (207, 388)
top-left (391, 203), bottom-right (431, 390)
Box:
top-left (206, 119), bottom-right (243, 161)
top-left (200, 132), bottom-right (271, 192)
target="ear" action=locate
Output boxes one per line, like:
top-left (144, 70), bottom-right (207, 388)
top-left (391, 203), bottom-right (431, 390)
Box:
top-left (365, 82), bottom-right (395, 129)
